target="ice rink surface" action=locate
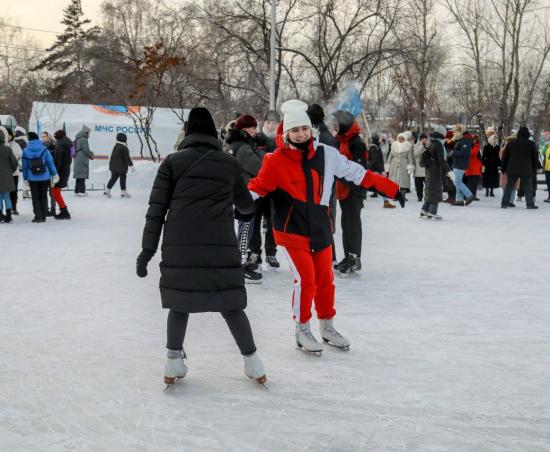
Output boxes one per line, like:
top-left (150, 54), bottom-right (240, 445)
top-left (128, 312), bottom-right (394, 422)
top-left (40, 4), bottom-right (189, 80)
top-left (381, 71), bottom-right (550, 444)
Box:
top-left (2, 162), bottom-right (549, 451)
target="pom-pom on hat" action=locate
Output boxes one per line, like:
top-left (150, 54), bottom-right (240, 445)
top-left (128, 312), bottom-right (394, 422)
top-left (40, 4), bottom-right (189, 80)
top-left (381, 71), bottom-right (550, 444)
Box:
top-left (281, 99), bottom-right (311, 133)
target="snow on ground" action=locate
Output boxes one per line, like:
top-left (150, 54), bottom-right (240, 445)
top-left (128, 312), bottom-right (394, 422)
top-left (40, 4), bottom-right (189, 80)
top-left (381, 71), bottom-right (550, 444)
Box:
top-left (1, 162), bottom-right (550, 452)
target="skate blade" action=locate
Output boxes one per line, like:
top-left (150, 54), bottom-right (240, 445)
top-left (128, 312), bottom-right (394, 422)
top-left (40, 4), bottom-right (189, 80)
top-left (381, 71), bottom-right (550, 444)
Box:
top-left (163, 375), bottom-right (185, 391)
top-left (245, 279), bottom-right (263, 285)
top-left (296, 344), bottom-right (323, 356)
top-left (262, 264), bottom-right (280, 272)
top-left (338, 272), bottom-right (361, 279)
top-left (322, 338), bottom-right (350, 351)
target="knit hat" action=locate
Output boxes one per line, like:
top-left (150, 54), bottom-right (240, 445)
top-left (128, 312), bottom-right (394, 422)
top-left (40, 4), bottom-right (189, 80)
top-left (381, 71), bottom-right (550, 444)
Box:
top-left (263, 110), bottom-right (281, 123)
top-left (431, 125), bottom-right (446, 137)
top-left (235, 114), bottom-right (258, 130)
top-left (28, 132), bottom-right (39, 140)
top-left (332, 110), bottom-right (355, 135)
top-left (306, 103), bottom-right (325, 126)
top-left (54, 130), bottom-right (66, 140)
top-left (517, 126), bottom-right (530, 139)
top-left (116, 132), bottom-right (127, 143)
top-left (185, 107), bottom-right (218, 138)
top-left (281, 100), bottom-right (311, 133)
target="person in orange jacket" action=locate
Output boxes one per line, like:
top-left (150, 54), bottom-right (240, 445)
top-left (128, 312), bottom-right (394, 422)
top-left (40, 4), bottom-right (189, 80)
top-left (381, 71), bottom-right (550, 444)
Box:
top-left (247, 100), bottom-right (404, 354)
top-left (464, 132), bottom-right (483, 201)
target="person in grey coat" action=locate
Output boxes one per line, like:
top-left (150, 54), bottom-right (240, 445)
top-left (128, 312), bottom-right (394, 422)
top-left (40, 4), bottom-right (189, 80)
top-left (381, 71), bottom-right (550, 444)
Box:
top-left (73, 125), bottom-right (94, 196)
top-left (420, 126), bottom-right (452, 220)
top-left (0, 126), bottom-right (19, 223)
top-left (104, 133), bottom-right (135, 198)
top-left (386, 132), bottom-right (414, 200)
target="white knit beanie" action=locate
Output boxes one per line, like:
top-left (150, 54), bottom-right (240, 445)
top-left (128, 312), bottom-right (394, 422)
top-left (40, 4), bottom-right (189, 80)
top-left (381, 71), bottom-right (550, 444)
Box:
top-left (281, 99), bottom-right (312, 133)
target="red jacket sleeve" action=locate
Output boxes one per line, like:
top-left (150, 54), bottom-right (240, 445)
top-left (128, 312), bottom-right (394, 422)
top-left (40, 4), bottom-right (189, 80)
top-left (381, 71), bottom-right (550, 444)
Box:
top-left (247, 153), bottom-right (278, 198)
top-left (360, 171), bottom-right (400, 199)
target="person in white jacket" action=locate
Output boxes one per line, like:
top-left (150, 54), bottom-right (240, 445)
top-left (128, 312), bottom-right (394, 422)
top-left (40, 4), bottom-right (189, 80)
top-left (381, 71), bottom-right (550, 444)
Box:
top-left (413, 133), bottom-right (428, 202)
top-left (6, 128), bottom-right (23, 215)
top-left (385, 132), bottom-right (414, 201)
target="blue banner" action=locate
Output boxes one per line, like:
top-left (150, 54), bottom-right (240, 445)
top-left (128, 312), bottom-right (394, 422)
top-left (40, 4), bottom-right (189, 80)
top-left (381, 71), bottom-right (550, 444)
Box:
top-left (334, 84), bottom-right (363, 116)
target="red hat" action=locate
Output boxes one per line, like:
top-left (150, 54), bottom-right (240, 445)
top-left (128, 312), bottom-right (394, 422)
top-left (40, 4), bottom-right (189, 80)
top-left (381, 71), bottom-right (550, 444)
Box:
top-left (235, 114), bottom-right (258, 130)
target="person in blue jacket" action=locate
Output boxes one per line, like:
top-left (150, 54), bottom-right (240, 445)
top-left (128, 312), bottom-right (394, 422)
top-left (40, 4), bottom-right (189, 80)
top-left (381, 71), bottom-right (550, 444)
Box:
top-left (22, 132), bottom-right (59, 223)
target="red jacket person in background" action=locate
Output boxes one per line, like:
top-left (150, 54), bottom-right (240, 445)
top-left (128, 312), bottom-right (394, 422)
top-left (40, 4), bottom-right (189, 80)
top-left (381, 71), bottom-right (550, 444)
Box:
top-left (247, 100), bottom-right (404, 353)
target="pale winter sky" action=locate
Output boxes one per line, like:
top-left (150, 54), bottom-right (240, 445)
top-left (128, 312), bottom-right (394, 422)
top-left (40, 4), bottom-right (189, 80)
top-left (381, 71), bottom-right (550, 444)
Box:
top-left (6, 0), bottom-right (103, 48)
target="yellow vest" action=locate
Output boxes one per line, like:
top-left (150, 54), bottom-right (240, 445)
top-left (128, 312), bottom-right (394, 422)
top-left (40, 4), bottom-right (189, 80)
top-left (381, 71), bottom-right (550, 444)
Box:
top-left (545, 145), bottom-right (550, 172)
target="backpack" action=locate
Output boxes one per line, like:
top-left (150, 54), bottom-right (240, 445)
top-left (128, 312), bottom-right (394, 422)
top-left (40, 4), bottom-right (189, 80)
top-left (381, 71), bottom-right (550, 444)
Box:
top-left (419, 149), bottom-right (433, 168)
top-left (29, 150), bottom-right (47, 175)
top-left (71, 140), bottom-right (77, 158)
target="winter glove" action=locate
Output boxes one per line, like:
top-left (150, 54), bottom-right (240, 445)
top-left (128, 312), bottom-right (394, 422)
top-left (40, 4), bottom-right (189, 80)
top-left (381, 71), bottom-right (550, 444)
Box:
top-left (394, 190), bottom-right (406, 208)
top-left (51, 174), bottom-right (60, 187)
top-left (136, 249), bottom-right (155, 278)
top-left (234, 208), bottom-right (255, 222)
top-left (447, 171), bottom-right (456, 182)
top-left (130, 166), bottom-right (136, 174)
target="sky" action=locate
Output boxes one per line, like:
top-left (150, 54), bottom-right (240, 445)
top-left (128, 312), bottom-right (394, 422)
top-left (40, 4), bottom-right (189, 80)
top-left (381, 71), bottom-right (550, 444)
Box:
top-left (5, 0), bottom-right (103, 48)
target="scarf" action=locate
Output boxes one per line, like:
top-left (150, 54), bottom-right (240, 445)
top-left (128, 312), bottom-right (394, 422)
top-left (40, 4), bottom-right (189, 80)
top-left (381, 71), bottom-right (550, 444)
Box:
top-left (336, 122), bottom-right (362, 200)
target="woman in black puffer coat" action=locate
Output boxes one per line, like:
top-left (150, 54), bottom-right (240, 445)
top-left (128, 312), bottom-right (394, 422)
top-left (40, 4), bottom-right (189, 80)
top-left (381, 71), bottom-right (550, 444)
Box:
top-left (104, 133), bottom-right (134, 198)
top-left (136, 107), bottom-right (266, 387)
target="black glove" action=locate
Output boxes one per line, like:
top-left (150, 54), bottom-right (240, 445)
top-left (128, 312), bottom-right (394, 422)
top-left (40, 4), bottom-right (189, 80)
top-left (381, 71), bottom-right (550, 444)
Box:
top-left (394, 190), bottom-right (406, 208)
top-left (234, 208), bottom-right (255, 222)
top-left (136, 249), bottom-right (155, 278)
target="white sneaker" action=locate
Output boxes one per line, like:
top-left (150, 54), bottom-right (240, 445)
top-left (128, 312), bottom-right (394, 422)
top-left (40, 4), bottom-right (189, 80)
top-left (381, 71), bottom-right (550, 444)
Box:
top-left (319, 319), bottom-right (350, 349)
top-left (164, 350), bottom-right (188, 385)
top-left (121, 190), bottom-right (131, 198)
top-left (243, 352), bottom-right (267, 384)
top-left (295, 322), bottom-right (324, 353)
top-left (103, 189), bottom-right (111, 198)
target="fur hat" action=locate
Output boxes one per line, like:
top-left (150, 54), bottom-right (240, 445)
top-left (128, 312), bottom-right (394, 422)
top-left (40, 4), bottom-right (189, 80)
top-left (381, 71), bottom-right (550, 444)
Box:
top-left (185, 107), bottom-right (218, 138)
top-left (281, 100), bottom-right (311, 133)
top-left (306, 103), bottom-right (325, 126)
top-left (235, 114), bottom-right (258, 130)
top-left (116, 132), bottom-right (127, 143)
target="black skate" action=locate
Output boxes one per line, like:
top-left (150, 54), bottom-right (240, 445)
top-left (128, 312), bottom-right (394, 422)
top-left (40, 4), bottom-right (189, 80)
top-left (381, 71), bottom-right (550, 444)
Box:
top-left (246, 253), bottom-right (262, 271)
top-left (265, 255), bottom-right (280, 271)
top-left (339, 254), bottom-right (361, 277)
top-left (243, 264), bottom-right (262, 284)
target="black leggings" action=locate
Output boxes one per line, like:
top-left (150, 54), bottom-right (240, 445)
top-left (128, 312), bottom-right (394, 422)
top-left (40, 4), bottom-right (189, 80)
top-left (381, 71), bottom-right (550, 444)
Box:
top-left (166, 309), bottom-right (256, 356)
top-left (339, 194), bottom-right (364, 258)
top-left (10, 176), bottom-right (18, 211)
top-left (75, 179), bottom-right (86, 193)
top-left (107, 171), bottom-right (127, 190)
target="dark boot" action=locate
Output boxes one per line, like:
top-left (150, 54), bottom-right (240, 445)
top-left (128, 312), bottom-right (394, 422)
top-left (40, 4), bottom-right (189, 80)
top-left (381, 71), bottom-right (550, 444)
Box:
top-left (54, 207), bottom-right (71, 220)
top-left (46, 207), bottom-right (56, 217)
top-left (5, 209), bottom-right (13, 223)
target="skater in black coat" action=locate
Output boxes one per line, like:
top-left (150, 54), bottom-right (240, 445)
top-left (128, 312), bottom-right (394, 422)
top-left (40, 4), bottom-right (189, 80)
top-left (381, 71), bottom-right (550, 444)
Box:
top-left (136, 107), bottom-right (266, 386)
top-left (482, 134), bottom-right (500, 196)
top-left (51, 130), bottom-right (73, 219)
top-left (104, 133), bottom-right (134, 198)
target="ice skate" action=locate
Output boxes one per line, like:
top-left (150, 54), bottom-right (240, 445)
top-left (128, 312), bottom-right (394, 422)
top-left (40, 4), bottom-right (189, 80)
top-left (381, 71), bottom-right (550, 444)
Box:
top-left (243, 264), bottom-right (262, 284)
top-left (427, 212), bottom-right (442, 221)
top-left (295, 322), bottom-right (323, 355)
top-left (264, 255), bottom-right (280, 272)
top-left (338, 253), bottom-right (361, 277)
top-left (103, 188), bottom-right (111, 198)
top-left (247, 252), bottom-right (261, 271)
top-left (121, 190), bottom-right (131, 198)
top-left (419, 210), bottom-right (430, 219)
top-left (319, 319), bottom-right (350, 350)
top-left (164, 350), bottom-right (188, 390)
top-left (243, 352), bottom-right (267, 386)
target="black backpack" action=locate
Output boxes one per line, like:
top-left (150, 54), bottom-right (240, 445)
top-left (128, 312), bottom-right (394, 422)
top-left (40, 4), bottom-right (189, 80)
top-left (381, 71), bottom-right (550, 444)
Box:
top-left (420, 149), bottom-right (433, 168)
top-left (28, 150), bottom-right (47, 175)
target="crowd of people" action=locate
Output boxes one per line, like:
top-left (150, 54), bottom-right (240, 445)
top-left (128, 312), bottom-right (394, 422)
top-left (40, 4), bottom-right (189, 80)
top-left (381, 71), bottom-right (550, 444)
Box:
top-left (0, 125), bottom-right (136, 223)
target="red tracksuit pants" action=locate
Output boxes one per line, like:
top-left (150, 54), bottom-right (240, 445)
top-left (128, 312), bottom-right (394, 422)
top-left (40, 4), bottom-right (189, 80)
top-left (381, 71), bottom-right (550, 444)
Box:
top-left (281, 245), bottom-right (336, 323)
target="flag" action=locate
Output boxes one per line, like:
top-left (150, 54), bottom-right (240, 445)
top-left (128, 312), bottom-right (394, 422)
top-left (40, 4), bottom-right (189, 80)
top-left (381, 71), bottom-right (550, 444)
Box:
top-left (334, 84), bottom-right (363, 117)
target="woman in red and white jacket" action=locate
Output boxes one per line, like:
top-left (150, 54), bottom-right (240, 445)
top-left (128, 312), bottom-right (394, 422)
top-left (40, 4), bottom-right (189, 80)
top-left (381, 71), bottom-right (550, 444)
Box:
top-left (247, 100), bottom-right (404, 353)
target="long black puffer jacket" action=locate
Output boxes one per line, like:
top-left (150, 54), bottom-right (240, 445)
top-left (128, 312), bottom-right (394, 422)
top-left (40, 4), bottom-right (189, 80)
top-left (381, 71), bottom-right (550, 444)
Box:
top-left (141, 133), bottom-right (255, 313)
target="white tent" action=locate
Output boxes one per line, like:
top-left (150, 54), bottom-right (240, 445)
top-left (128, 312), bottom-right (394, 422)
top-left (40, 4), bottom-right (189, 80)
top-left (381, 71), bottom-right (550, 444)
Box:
top-left (0, 115), bottom-right (17, 129)
top-left (28, 102), bottom-right (189, 158)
